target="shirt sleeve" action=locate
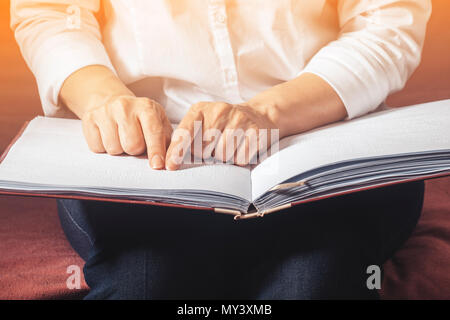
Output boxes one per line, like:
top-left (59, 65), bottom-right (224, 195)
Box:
top-left (10, 0), bottom-right (116, 117)
top-left (301, 0), bottom-right (432, 119)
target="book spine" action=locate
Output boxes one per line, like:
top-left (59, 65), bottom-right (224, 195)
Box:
top-left (232, 203), bottom-right (292, 220)
top-left (213, 208), bottom-right (243, 216)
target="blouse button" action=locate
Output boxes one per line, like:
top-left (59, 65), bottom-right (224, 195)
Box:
top-left (215, 13), bottom-right (226, 24)
top-left (226, 70), bottom-right (236, 82)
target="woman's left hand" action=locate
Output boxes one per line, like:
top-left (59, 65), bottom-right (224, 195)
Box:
top-left (165, 101), bottom-right (278, 170)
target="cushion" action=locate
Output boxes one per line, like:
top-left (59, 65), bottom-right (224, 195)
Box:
top-left (381, 177), bottom-right (450, 299)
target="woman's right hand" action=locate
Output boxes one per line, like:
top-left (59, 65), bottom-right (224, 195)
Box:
top-left (59, 66), bottom-right (172, 169)
top-left (82, 95), bottom-right (173, 169)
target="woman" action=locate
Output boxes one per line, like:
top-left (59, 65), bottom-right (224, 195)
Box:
top-left (11, 0), bottom-right (431, 299)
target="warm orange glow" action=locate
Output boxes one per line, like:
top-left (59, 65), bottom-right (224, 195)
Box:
top-left (387, 0), bottom-right (450, 107)
top-left (0, 1), bottom-right (449, 152)
top-left (0, 3), bottom-right (41, 152)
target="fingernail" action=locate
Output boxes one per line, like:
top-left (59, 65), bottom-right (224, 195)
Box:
top-left (165, 156), bottom-right (179, 171)
top-left (151, 155), bottom-right (164, 169)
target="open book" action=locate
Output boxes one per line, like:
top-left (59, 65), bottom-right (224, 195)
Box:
top-left (0, 100), bottom-right (449, 219)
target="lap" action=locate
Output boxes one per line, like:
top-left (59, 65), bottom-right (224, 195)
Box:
top-left (57, 181), bottom-right (425, 299)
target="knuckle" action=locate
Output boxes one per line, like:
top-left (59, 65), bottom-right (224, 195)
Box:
top-left (139, 104), bottom-right (159, 119)
top-left (217, 102), bottom-right (232, 114)
top-left (112, 96), bottom-right (130, 107)
top-left (103, 139), bottom-right (123, 156)
top-left (115, 105), bottom-right (129, 118)
top-left (218, 102), bottom-right (231, 109)
top-left (139, 98), bottom-right (162, 113)
top-left (138, 97), bottom-right (153, 107)
top-left (233, 109), bottom-right (247, 122)
top-left (106, 147), bottom-right (123, 156)
top-left (89, 144), bottom-right (104, 154)
top-left (190, 102), bottom-right (206, 113)
top-left (83, 111), bottom-right (95, 123)
top-left (123, 139), bottom-right (146, 155)
top-left (110, 100), bottom-right (128, 116)
top-left (148, 120), bottom-right (164, 134)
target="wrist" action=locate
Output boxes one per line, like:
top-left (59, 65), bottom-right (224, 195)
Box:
top-left (77, 77), bottom-right (135, 117)
top-left (60, 65), bottom-right (134, 118)
top-left (245, 73), bottom-right (348, 139)
top-left (246, 90), bottom-right (288, 138)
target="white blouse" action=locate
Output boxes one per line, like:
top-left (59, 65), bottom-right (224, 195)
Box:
top-left (11, 0), bottom-right (431, 122)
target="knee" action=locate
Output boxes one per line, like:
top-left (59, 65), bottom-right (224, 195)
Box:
top-left (255, 250), bottom-right (377, 300)
top-left (83, 246), bottom-right (147, 300)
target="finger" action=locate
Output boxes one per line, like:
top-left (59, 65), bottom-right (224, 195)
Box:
top-left (215, 127), bottom-right (244, 163)
top-left (97, 120), bottom-right (123, 155)
top-left (235, 137), bottom-right (248, 166)
top-left (215, 108), bottom-right (249, 163)
top-left (163, 116), bottom-right (174, 147)
top-left (82, 119), bottom-right (105, 153)
top-left (214, 109), bottom-right (246, 163)
top-left (166, 108), bottom-right (203, 170)
top-left (138, 109), bottom-right (167, 170)
top-left (201, 128), bottom-right (221, 163)
top-left (235, 127), bottom-right (260, 166)
top-left (257, 128), bottom-right (272, 162)
top-left (117, 118), bottom-right (146, 156)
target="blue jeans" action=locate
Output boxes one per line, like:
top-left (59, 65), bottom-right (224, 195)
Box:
top-left (57, 181), bottom-right (424, 299)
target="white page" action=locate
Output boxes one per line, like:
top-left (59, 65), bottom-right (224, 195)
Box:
top-left (0, 117), bottom-right (252, 201)
top-left (251, 99), bottom-right (450, 201)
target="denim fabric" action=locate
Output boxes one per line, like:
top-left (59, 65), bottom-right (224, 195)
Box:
top-left (57, 181), bottom-right (425, 299)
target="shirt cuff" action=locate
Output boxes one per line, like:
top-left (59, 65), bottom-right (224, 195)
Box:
top-left (31, 31), bottom-right (116, 118)
top-left (299, 40), bottom-right (389, 119)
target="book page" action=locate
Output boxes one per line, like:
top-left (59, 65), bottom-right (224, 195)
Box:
top-left (0, 117), bottom-right (252, 202)
top-left (251, 99), bottom-right (450, 201)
